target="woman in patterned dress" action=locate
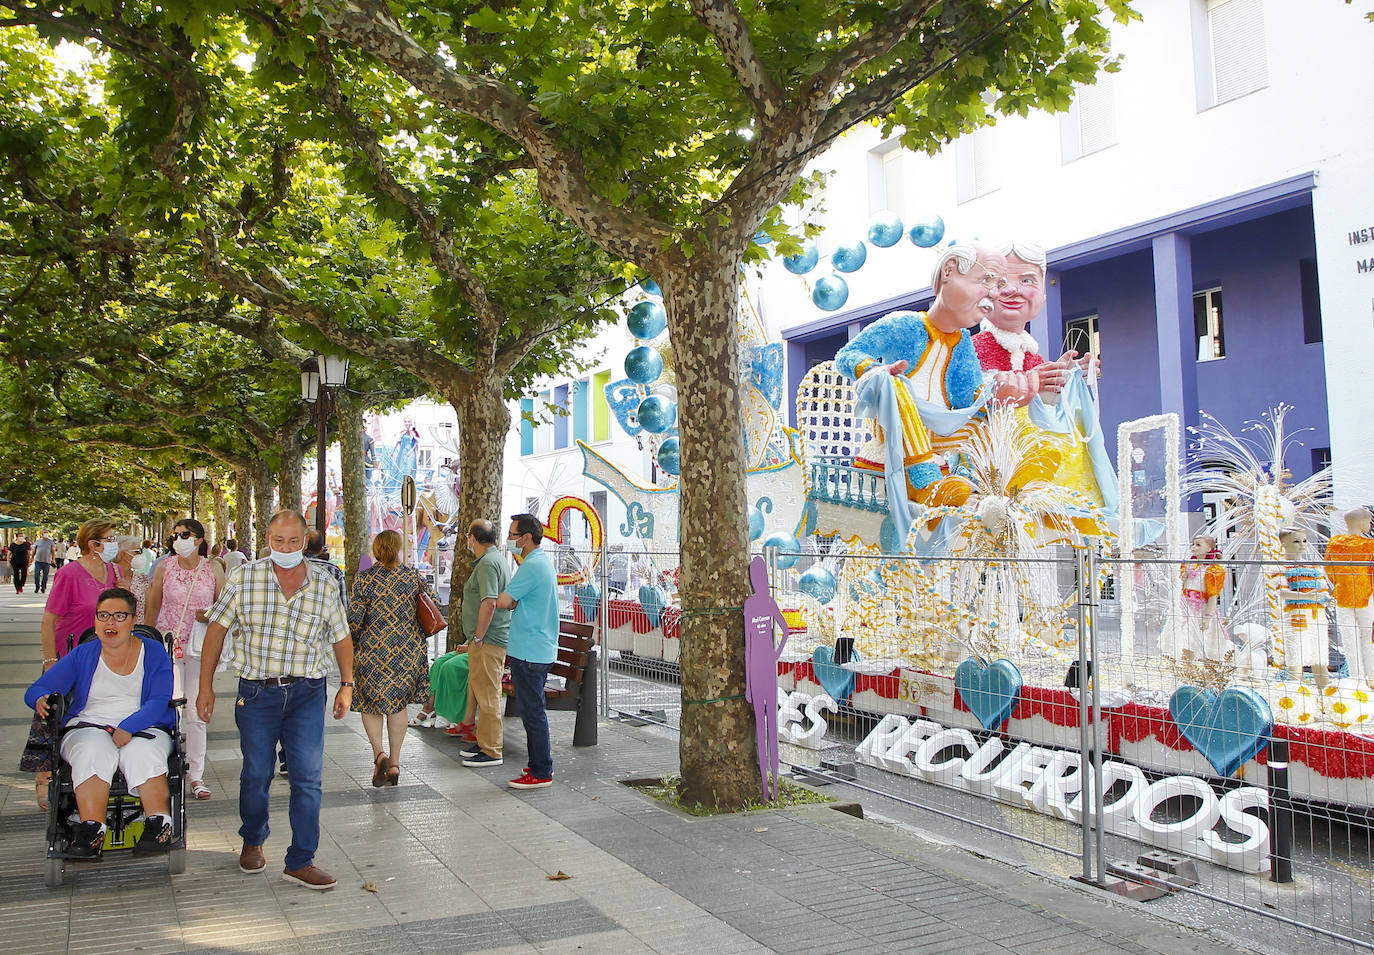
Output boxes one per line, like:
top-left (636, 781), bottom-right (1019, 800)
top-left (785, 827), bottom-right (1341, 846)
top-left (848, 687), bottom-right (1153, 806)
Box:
top-left (144, 518), bottom-right (224, 799)
top-left (349, 529), bottom-right (432, 786)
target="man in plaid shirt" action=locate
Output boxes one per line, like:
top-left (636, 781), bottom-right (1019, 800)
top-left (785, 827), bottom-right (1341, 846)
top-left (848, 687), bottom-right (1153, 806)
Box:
top-left (197, 510), bottom-right (354, 891)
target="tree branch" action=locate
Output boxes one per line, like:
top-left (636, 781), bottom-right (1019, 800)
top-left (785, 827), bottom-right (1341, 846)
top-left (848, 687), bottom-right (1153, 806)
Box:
top-left (687, 0), bottom-right (783, 121)
top-left (276, 0), bottom-right (673, 265)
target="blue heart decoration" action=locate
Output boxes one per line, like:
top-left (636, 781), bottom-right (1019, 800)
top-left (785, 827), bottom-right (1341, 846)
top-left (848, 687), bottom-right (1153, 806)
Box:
top-left (812, 645), bottom-right (858, 702)
top-left (638, 584), bottom-right (667, 628)
top-left (575, 581), bottom-right (601, 622)
top-left (1168, 685), bottom-right (1273, 778)
top-left (954, 657), bottom-right (1024, 730)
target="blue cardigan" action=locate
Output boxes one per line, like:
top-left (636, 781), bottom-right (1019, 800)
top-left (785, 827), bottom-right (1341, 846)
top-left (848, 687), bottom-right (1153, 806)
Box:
top-left (25, 635), bottom-right (176, 735)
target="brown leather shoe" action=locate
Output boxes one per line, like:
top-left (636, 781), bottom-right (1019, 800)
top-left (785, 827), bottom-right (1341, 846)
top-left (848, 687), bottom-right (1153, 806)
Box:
top-left (282, 864), bottom-right (337, 890)
top-left (239, 843), bottom-right (266, 874)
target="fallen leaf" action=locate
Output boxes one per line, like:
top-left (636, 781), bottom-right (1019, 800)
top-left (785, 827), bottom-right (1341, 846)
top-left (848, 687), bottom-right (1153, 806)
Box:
top-left (362, 881), bottom-right (378, 893)
top-left (754, 827), bottom-right (768, 833)
top-left (546, 870), bottom-right (573, 881)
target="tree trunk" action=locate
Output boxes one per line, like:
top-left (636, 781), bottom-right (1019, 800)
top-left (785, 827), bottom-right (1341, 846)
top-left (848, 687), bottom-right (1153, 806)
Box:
top-left (336, 388), bottom-right (368, 590)
top-left (211, 473), bottom-right (230, 546)
top-left (235, 467), bottom-right (253, 551)
top-left (445, 378), bottom-right (510, 651)
top-left (250, 463), bottom-right (274, 557)
top-left (663, 251), bottom-right (758, 810)
top-left (279, 436), bottom-right (304, 514)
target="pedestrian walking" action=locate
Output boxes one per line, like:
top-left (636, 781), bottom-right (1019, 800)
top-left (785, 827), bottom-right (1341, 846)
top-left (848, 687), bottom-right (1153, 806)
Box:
top-left (25, 518), bottom-right (119, 808)
top-left (10, 533), bottom-right (32, 593)
top-left (52, 538), bottom-right (66, 570)
top-left (197, 510), bottom-right (353, 891)
top-left (457, 520), bottom-right (512, 769)
top-left (63, 539), bottom-right (80, 566)
top-left (496, 513), bottom-right (560, 790)
top-left (145, 518), bottom-right (224, 801)
top-left (224, 538), bottom-right (246, 574)
top-left (32, 531), bottom-right (55, 593)
top-left (347, 530), bottom-right (431, 787)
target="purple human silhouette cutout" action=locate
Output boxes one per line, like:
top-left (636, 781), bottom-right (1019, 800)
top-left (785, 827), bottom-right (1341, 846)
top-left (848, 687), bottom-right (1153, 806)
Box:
top-left (744, 555), bottom-right (790, 800)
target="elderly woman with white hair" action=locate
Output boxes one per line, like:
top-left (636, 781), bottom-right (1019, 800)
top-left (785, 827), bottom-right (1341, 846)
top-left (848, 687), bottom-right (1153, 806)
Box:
top-left (112, 533), bottom-right (152, 624)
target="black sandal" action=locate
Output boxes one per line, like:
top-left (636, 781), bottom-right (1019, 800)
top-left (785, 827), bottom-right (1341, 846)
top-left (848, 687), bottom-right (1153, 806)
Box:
top-left (134, 814), bottom-right (173, 855)
top-left (67, 820), bottom-right (105, 859)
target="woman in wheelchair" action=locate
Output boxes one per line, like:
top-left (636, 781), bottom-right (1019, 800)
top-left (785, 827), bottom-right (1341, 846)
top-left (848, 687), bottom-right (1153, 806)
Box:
top-left (25, 587), bottom-right (177, 858)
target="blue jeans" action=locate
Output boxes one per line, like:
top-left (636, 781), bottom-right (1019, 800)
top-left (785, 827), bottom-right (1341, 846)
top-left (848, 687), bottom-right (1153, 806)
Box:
top-left (235, 677), bottom-right (326, 871)
top-left (508, 658), bottom-right (553, 779)
top-left (34, 562), bottom-right (50, 592)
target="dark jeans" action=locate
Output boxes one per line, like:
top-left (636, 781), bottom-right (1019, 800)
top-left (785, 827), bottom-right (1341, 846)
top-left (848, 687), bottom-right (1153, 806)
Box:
top-left (10, 562), bottom-right (26, 592)
top-left (508, 657), bottom-right (553, 779)
top-left (33, 562), bottom-right (50, 592)
top-left (234, 677), bottom-right (326, 871)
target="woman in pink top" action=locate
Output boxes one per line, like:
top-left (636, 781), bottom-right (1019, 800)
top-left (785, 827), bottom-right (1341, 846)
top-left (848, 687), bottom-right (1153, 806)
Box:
top-left (144, 517), bottom-right (224, 799)
top-left (30, 517), bottom-right (120, 807)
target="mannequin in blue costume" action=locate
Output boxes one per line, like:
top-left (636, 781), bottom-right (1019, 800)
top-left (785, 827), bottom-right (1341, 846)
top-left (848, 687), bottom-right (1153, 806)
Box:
top-left (835, 242), bottom-right (1033, 513)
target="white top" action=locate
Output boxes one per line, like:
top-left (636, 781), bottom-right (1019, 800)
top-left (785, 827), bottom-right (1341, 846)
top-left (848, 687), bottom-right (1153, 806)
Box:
top-left (224, 550), bottom-right (246, 572)
top-left (64, 545), bottom-right (80, 561)
top-left (75, 644), bottom-right (145, 726)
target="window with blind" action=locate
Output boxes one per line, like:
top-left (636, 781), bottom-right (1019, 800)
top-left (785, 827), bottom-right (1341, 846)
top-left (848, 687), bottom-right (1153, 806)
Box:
top-left (955, 127), bottom-right (1000, 203)
top-left (867, 140), bottom-right (905, 215)
top-left (1197, 0), bottom-right (1268, 109)
top-left (1061, 74), bottom-right (1117, 163)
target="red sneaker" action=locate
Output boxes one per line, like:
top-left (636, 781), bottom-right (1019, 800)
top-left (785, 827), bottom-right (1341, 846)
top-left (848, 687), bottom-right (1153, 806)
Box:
top-left (508, 772), bottom-right (552, 790)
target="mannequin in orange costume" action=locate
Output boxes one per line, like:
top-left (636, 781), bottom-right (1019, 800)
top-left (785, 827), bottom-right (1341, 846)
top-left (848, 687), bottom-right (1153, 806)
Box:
top-left (1170, 535), bottom-right (1229, 661)
top-left (1326, 507), bottom-right (1374, 684)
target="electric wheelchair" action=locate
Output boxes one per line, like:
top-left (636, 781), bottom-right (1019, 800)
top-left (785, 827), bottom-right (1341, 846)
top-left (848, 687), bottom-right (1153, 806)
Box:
top-left (40, 624), bottom-right (188, 886)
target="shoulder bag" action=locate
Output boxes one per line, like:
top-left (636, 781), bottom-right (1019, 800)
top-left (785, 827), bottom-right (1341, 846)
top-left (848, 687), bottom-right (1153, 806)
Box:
top-left (416, 570), bottom-right (446, 636)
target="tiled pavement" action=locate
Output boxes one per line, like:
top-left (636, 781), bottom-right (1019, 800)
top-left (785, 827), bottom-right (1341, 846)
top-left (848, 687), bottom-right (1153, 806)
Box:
top-left (0, 590), bottom-right (1253, 953)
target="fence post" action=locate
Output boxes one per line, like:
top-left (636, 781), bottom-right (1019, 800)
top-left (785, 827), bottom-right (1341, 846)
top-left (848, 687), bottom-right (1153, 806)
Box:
top-left (1074, 547), bottom-right (1094, 884)
top-left (1268, 736), bottom-right (1294, 884)
top-left (599, 538), bottom-right (610, 719)
top-left (1086, 545), bottom-right (1105, 886)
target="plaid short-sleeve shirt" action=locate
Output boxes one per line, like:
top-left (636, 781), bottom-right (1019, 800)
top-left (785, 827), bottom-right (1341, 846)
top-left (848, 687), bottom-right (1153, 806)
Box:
top-left (206, 558), bottom-right (350, 680)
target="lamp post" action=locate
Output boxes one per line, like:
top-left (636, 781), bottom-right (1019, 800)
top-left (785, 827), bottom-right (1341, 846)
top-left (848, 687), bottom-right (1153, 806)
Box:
top-left (301, 353), bottom-right (350, 537)
top-left (179, 467), bottom-right (208, 520)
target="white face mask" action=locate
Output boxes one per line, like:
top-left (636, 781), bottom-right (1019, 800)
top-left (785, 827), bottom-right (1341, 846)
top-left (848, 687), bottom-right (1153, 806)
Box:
top-left (100, 541), bottom-right (120, 563)
top-left (269, 547), bottom-right (304, 569)
top-left (173, 537), bottom-right (198, 557)
top-left (506, 540), bottom-right (523, 555)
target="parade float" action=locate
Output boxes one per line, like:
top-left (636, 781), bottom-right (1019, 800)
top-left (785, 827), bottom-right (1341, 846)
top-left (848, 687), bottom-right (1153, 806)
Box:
top-left (559, 211), bottom-right (1374, 874)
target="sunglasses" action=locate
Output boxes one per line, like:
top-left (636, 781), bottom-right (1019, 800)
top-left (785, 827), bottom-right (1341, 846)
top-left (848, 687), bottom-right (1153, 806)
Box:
top-left (171, 531), bottom-right (198, 540)
top-left (95, 611), bottom-right (133, 622)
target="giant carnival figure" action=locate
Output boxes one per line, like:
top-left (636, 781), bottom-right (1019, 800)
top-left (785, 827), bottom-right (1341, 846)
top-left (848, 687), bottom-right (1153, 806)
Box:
top-left (834, 243), bottom-right (1034, 523)
top-left (974, 241), bottom-right (1116, 524)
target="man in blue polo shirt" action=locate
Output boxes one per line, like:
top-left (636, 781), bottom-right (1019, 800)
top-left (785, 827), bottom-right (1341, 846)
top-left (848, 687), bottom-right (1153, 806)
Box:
top-left (496, 513), bottom-right (560, 790)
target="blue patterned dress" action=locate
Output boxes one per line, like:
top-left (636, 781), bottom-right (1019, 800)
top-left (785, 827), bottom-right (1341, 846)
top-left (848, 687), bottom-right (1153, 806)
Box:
top-left (348, 565), bottom-right (432, 713)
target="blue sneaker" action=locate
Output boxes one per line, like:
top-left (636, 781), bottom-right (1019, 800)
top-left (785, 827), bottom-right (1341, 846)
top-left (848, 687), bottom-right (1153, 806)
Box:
top-left (462, 750), bottom-right (503, 767)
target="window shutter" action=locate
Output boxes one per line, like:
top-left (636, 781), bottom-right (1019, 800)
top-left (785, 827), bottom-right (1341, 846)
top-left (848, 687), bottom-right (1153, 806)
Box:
top-left (1076, 75), bottom-right (1117, 155)
top-left (1208, 0), bottom-right (1267, 104)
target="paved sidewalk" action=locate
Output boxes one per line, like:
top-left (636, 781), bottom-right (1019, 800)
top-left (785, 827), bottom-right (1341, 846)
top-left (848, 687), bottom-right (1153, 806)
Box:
top-left (0, 590), bottom-right (1251, 953)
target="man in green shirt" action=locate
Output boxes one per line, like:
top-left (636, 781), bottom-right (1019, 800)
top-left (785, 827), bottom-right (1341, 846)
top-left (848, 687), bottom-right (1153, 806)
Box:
top-left (458, 520), bottom-right (512, 767)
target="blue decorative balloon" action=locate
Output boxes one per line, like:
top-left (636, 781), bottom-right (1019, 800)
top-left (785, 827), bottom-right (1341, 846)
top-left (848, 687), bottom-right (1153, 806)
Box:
top-left (753, 230), bottom-right (773, 245)
top-left (656, 436), bottom-right (681, 476)
top-left (748, 506), bottom-right (765, 541)
top-left (798, 565), bottom-right (838, 604)
top-left (811, 275), bottom-right (849, 312)
top-left (783, 240), bottom-right (819, 275)
top-left (907, 214), bottom-right (946, 248)
top-left (831, 240), bottom-right (868, 273)
top-left (637, 395), bottom-right (677, 434)
top-left (641, 277), bottom-right (661, 297)
top-left (867, 212), bottom-right (904, 248)
top-left (627, 300), bottom-right (667, 340)
top-left (624, 345), bottom-right (663, 385)
top-left (762, 533), bottom-right (801, 570)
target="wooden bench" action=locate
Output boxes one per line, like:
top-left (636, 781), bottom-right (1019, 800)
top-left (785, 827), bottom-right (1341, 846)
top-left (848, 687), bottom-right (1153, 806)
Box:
top-left (504, 618), bottom-right (598, 746)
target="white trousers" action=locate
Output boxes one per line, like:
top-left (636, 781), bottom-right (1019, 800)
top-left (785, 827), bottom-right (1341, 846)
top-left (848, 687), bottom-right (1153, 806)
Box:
top-left (173, 655), bottom-right (207, 781)
top-left (60, 726), bottom-right (171, 793)
top-left (1338, 605), bottom-right (1374, 684)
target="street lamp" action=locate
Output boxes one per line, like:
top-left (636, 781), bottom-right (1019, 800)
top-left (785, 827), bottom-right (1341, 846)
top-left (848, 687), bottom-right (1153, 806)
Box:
top-left (179, 467), bottom-right (208, 520)
top-left (301, 353), bottom-right (349, 537)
